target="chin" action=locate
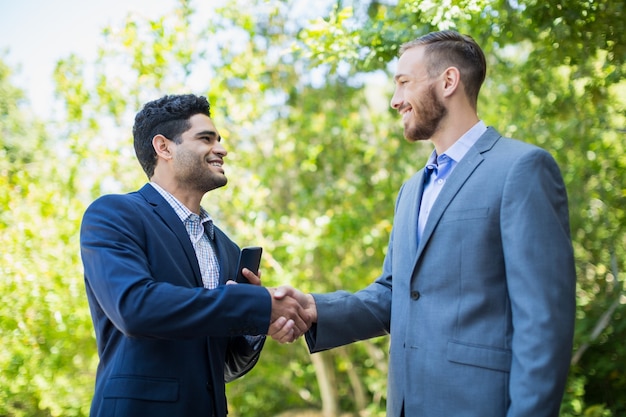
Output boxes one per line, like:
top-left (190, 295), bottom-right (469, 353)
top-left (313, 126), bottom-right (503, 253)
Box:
top-left (216, 177), bottom-right (228, 188)
top-left (404, 130), bottom-right (430, 143)
top-left (202, 176), bottom-right (228, 192)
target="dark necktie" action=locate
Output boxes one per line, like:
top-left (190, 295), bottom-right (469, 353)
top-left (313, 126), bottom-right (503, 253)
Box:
top-left (204, 219), bottom-right (215, 240)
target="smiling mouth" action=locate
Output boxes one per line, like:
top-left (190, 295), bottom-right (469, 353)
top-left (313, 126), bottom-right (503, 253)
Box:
top-left (207, 160), bottom-right (225, 172)
top-left (401, 107), bottom-right (412, 122)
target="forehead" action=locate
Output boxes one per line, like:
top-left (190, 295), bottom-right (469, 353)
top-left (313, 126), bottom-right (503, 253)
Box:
top-left (395, 45), bottom-right (428, 78)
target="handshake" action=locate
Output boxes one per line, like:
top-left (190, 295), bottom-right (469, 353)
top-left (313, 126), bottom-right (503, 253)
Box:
top-left (235, 268), bottom-right (316, 343)
top-left (267, 286), bottom-right (317, 344)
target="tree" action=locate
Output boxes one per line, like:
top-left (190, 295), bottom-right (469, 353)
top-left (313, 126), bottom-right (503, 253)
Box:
top-left (50, 1), bottom-right (410, 415)
top-left (0, 55), bottom-right (94, 417)
top-left (1, 0), bottom-right (624, 415)
top-left (299, 0), bottom-right (626, 414)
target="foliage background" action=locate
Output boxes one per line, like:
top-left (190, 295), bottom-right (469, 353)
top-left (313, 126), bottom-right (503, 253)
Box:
top-left (1, 0), bottom-right (624, 416)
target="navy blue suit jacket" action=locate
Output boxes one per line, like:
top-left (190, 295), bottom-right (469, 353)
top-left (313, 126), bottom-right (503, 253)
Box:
top-left (80, 184), bottom-right (271, 417)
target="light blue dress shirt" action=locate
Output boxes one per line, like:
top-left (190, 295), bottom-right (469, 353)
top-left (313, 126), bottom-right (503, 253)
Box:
top-left (417, 121), bottom-right (487, 242)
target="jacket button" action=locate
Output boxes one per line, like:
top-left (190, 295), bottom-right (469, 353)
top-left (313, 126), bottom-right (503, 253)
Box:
top-left (410, 291), bottom-right (421, 300)
top-left (206, 382), bottom-right (213, 392)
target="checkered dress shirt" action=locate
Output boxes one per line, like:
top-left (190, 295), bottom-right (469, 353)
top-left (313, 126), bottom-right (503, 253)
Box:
top-left (150, 183), bottom-right (220, 289)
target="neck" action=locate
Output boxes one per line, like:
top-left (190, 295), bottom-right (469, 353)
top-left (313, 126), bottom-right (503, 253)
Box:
top-left (430, 111), bottom-right (479, 155)
top-left (151, 175), bottom-right (204, 214)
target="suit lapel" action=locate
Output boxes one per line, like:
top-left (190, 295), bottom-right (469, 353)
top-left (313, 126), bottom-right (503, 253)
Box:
top-left (415, 128), bottom-right (501, 258)
top-left (210, 227), bottom-right (236, 285)
top-left (138, 184), bottom-right (204, 287)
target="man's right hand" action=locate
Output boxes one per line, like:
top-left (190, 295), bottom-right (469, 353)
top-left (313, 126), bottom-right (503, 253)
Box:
top-left (267, 286), bottom-right (317, 343)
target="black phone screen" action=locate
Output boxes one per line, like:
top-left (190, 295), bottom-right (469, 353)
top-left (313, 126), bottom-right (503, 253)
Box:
top-left (235, 246), bottom-right (263, 283)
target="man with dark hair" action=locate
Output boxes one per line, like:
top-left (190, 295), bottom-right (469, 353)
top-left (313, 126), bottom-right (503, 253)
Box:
top-left (274, 30), bottom-right (576, 417)
top-left (80, 94), bottom-right (310, 417)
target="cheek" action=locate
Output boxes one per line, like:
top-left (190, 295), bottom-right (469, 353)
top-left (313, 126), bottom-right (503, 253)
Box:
top-left (175, 148), bottom-right (198, 166)
top-left (401, 88), bottom-right (417, 106)
top-left (409, 85), bottom-right (425, 101)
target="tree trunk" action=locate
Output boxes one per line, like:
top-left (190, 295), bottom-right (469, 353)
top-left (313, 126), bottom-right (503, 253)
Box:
top-left (310, 351), bottom-right (339, 417)
top-left (337, 347), bottom-right (367, 412)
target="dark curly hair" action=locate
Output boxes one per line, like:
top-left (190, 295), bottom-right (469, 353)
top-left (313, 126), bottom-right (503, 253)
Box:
top-left (400, 30), bottom-right (486, 109)
top-left (132, 94), bottom-right (211, 178)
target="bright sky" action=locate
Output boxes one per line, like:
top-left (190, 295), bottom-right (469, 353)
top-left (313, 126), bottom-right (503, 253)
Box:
top-left (0, 0), bottom-right (179, 116)
top-left (0, 0), bottom-right (382, 119)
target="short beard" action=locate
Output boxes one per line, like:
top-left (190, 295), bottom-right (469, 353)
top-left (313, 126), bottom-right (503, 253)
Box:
top-left (197, 174), bottom-right (227, 193)
top-left (174, 150), bottom-right (228, 194)
top-left (404, 84), bottom-right (447, 142)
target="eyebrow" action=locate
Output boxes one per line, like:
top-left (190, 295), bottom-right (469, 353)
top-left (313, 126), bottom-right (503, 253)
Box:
top-left (393, 73), bottom-right (407, 81)
top-left (195, 130), bottom-right (220, 140)
top-left (196, 130), bottom-right (217, 137)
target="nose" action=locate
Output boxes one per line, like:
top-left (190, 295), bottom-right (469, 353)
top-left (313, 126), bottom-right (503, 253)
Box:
top-left (390, 89), bottom-right (402, 110)
top-left (214, 141), bottom-right (227, 157)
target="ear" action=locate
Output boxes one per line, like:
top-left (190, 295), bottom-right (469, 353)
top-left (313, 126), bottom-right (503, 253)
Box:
top-left (441, 66), bottom-right (461, 98)
top-left (152, 134), bottom-right (174, 160)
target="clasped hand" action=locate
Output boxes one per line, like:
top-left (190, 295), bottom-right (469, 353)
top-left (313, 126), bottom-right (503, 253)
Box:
top-left (236, 268), bottom-right (317, 344)
top-left (267, 286), bottom-right (317, 344)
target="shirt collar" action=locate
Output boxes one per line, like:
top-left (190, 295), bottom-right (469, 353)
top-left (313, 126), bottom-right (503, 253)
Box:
top-left (426, 120), bottom-right (487, 166)
top-left (149, 182), bottom-right (214, 226)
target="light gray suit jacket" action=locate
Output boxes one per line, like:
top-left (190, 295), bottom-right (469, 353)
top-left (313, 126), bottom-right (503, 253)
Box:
top-left (306, 128), bottom-right (576, 417)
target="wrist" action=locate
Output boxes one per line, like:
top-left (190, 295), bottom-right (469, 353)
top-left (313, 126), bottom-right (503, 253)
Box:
top-left (307, 293), bottom-right (318, 323)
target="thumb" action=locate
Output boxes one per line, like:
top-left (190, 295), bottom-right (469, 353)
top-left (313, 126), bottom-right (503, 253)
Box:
top-left (273, 285), bottom-right (291, 299)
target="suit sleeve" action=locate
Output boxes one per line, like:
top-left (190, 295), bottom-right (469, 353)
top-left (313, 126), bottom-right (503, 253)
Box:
top-left (224, 335), bottom-right (266, 383)
top-left (80, 194), bottom-right (272, 340)
top-left (304, 183), bottom-right (412, 352)
top-left (305, 228), bottom-right (394, 352)
top-left (501, 149), bottom-right (576, 416)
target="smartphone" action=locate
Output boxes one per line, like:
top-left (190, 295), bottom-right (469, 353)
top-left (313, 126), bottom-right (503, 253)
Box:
top-left (235, 246), bottom-right (263, 283)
